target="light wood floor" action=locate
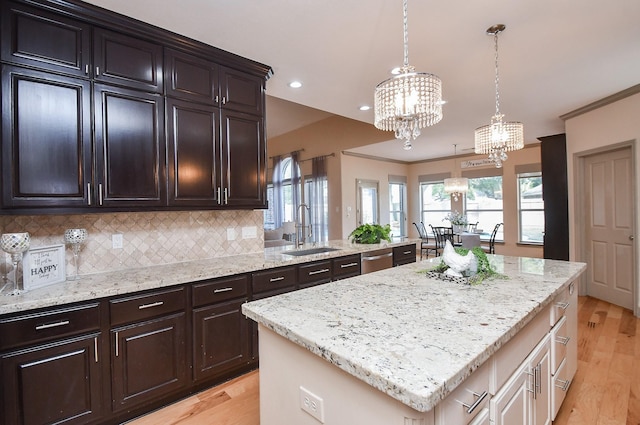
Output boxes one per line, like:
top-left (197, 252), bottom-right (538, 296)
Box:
top-left (128, 296), bottom-right (638, 425)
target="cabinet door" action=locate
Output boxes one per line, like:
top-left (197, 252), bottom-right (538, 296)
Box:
top-left (94, 84), bottom-right (166, 207)
top-left (166, 98), bottom-right (221, 206)
top-left (490, 362), bottom-right (530, 425)
top-left (531, 337), bottom-right (551, 425)
top-left (93, 28), bottom-right (163, 93)
top-left (192, 298), bottom-right (250, 381)
top-left (1, 66), bottom-right (92, 208)
top-left (111, 313), bottom-right (187, 412)
top-left (220, 66), bottom-right (264, 115)
top-left (1, 333), bottom-right (103, 425)
top-left (165, 48), bottom-right (218, 104)
top-left (221, 109), bottom-right (266, 207)
top-left (1, 2), bottom-right (91, 77)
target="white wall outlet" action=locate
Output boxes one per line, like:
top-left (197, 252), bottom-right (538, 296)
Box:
top-left (241, 226), bottom-right (257, 239)
top-left (299, 386), bottom-right (325, 423)
top-left (112, 234), bottom-right (123, 249)
top-left (227, 228), bottom-right (236, 241)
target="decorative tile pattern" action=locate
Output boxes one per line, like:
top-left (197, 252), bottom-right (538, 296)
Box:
top-left (0, 210), bottom-right (264, 277)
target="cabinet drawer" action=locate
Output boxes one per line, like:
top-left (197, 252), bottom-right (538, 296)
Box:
top-left (332, 254), bottom-right (361, 279)
top-left (551, 315), bottom-right (569, 373)
top-left (550, 281), bottom-right (575, 326)
top-left (252, 266), bottom-right (296, 294)
top-left (110, 287), bottom-right (186, 326)
top-left (0, 302), bottom-right (100, 351)
top-left (298, 260), bottom-right (332, 286)
top-left (436, 362), bottom-right (490, 425)
top-left (193, 275), bottom-right (248, 307)
top-left (393, 244), bottom-right (416, 266)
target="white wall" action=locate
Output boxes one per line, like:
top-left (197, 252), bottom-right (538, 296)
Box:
top-left (565, 91), bottom-right (640, 310)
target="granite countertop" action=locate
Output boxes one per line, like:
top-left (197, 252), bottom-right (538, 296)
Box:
top-left (242, 255), bottom-right (586, 412)
top-left (0, 238), bottom-right (416, 316)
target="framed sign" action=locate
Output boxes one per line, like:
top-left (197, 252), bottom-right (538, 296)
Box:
top-left (22, 244), bottom-right (66, 290)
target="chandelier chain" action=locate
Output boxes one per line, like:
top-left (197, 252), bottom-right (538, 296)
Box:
top-left (493, 31), bottom-right (501, 116)
top-left (402, 0), bottom-right (409, 67)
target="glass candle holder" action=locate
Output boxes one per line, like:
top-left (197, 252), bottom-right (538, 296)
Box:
top-left (0, 232), bottom-right (30, 296)
top-left (64, 229), bottom-right (87, 280)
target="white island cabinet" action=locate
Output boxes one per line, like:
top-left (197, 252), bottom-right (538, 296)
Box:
top-left (243, 256), bottom-right (585, 425)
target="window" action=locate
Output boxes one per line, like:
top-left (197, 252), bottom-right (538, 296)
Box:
top-left (263, 156), bottom-right (300, 230)
top-left (389, 181), bottom-right (406, 238)
top-left (518, 172), bottom-right (544, 244)
top-left (304, 177), bottom-right (329, 242)
top-left (264, 183), bottom-right (275, 229)
top-left (465, 176), bottom-right (503, 241)
top-left (420, 181), bottom-right (451, 230)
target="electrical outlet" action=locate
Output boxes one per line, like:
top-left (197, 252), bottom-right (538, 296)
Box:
top-left (227, 228), bottom-right (236, 241)
top-left (112, 234), bottom-right (123, 249)
top-left (299, 386), bottom-right (325, 423)
top-left (241, 226), bottom-right (257, 239)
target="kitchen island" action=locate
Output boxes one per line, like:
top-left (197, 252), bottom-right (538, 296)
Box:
top-left (242, 255), bottom-right (586, 425)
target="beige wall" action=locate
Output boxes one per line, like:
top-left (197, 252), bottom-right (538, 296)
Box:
top-left (340, 154), bottom-right (409, 238)
top-left (565, 91), bottom-right (640, 309)
top-left (267, 115), bottom-right (392, 240)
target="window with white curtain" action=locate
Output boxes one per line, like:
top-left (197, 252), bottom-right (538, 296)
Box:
top-left (389, 175), bottom-right (407, 238)
top-left (464, 176), bottom-right (504, 241)
top-left (517, 171), bottom-right (544, 244)
top-left (419, 173), bottom-right (451, 231)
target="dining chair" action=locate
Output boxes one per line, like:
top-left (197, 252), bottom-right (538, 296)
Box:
top-left (413, 222), bottom-right (437, 259)
top-left (482, 223), bottom-right (503, 254)
top-left (467, 222), bottom-right (479, 233)
top-left (430, 225), bottom-right (456, 255)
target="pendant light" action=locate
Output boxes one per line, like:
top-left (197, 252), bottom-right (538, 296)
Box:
top-left (474, 24), bottom-right (524, 168)
top-left (443, 144), bottom-right (468, 201)
top-left (374, 0), bottom-right (443, 150)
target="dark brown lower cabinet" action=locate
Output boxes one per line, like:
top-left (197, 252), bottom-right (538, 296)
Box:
top-left (1, 333), bottom-right (103, 425)
top-left (192, 298), bottom-right (249, 381)
top-left (110, 313), bottom-right (187, 412)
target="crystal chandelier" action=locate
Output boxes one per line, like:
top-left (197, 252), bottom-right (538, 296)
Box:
top-left (443, 144), bottom-right (468, 201)
top-left (374, 0), bottom-right (443, 150)
top-left (474, 24), bottom-right (524, 168)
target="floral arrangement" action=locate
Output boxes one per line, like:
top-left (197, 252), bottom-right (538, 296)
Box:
top-left (427, 246), bottom-right (504, 285)
top-left (349, 223), bottom-right (392, 244)
top-left (443, 210), bottom-right (468, 226)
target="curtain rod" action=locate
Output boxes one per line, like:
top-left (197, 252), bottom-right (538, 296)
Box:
top-left (268, 148), bottom-right (304, 159)
top-left (299, 152), bottom-right (335, 163)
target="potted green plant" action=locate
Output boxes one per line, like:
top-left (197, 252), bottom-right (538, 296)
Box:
top-left (349, 224), bottom-right (392, 244)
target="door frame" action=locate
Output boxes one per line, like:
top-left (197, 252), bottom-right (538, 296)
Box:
top-left (574, 139), bottom-right (638, 315)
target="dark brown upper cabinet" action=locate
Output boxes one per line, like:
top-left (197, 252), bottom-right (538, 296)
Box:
top-left (93, 28), bottom-right (163, 93)
top-left (167, 98), bottom-right (221, 206)
top-left (94, 84), bottom-right (166, 207)
top-left (0, 0), bottom-right (271, 213)
top-left (1, 1), bottom-right (92, 78)
top-left (1, 66), bottom-right (93, 208)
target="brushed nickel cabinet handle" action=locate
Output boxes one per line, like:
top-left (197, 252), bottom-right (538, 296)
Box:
top-left (269, 276), bottom-right (285, 282)
top-left (555, 378), bottom-right (571, 391)
top-left (98, 184), bottom-right (103, 206)
top-left (87, 183), bottom-right (92, 206)
top-left (214, 287), bottom-right (233, 293)
top-left (224, 187), bottom-right (228, 204)
top-left (35, 320), bottom-right (70, 330)
top-left (340, 262), bottom-right (359, 268)
top-left (115, 332), bottom-right (119, 357)
top-left (138, 301), bottom-right (164, 310)
top-left (461, 391), bottom-right (488, 414)
top-left (555, 301), bottom-right (569, 310)
top-left (94, 337), bottom-right (99, 363)
top-left (96, 66), bottom-right (100, 76)
top-left (556, 335), bottom-right (570, 346)
top-left (308, 268), bottom-right (330, 276)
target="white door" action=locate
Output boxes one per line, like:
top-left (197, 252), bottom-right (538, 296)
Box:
top-left (583, 147), bottom-right (635, 309)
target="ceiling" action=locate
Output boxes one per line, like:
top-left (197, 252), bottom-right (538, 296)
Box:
top-left (85, 0), bottom-right (640, 162)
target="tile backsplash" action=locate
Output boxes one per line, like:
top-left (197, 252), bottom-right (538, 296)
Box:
top-left (0, 210), bottom-right (265, 277)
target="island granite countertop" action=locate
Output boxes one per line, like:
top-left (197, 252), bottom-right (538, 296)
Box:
top-left (242, 255), bottom-right (586, 413)
top-left (0, 239), bottom-right (416, 316)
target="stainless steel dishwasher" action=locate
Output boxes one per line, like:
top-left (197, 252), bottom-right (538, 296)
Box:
top-left (361, 247), bottom-right (393, 274)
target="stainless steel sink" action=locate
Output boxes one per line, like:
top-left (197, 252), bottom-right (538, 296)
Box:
top-left (283, 247), bottom-right (341, 256)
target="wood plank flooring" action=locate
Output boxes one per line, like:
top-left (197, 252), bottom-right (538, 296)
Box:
top-left (128, 296), bottom-right (638, 425)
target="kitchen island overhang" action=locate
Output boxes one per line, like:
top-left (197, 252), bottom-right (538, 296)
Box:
top-left (242, 255), bottom-right (586, 422)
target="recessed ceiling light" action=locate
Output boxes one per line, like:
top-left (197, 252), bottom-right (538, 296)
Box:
top-left (359, 105), bottom-right (371, 111)
top-left (289, 81), bottom-right (303, 88)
